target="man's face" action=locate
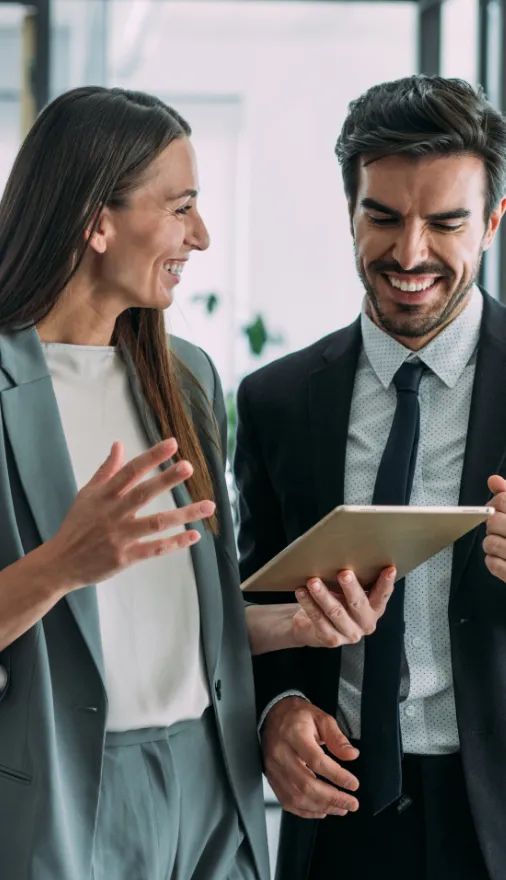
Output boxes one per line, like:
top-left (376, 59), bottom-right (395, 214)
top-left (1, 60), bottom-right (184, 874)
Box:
top-left (352, 153), bottom-right (505, 347)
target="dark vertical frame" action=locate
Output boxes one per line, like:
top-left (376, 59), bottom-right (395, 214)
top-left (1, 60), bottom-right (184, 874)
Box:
top-left (498, 0), bottom-right (506, 302)
top-left (418, 0), bottom-right (443, 75)
top-left (477, 0), bottom-right (506, 301)
top-left (32, 0), bottom-right (50, 113)
top-left (0, 0), bottom-right (50, 113)
top-left (478, 0), bottom-right (491, 290)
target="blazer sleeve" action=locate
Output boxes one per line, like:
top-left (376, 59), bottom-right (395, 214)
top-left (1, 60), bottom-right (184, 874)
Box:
top-left (234, 375), bottom-right (313, 718)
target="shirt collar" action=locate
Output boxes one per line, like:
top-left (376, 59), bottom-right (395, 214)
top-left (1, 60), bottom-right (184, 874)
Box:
top-left (360, 285), bottom-right (483, 390)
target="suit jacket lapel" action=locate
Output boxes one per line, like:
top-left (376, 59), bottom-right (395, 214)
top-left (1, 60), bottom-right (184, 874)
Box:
top-left (0, 328), bottom-right (105, 684)
top-left (308, 319), bottom-right (362, 520)
top-left (123, 344), bottom-right (224, 680)
top-left (451, 293), bottom-right (506, 599)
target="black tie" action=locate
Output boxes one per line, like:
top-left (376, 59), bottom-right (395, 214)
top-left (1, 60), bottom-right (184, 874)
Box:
top-left (359, 360), bottom-right (425, 815)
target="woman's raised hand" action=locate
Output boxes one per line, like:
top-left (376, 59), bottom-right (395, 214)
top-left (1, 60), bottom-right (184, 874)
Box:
top-left (46, 438), bottom-right (215, 592)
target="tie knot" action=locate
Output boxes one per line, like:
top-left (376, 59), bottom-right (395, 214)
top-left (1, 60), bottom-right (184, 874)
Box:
top-left (393, 361), bottom-right (424, 394)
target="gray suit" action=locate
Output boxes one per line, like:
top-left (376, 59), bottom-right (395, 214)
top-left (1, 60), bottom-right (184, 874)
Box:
top-left (0, 327), bottom-right (269, 880)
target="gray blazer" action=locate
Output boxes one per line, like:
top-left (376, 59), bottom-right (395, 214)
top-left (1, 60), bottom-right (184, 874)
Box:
top-left (0, 327), bottom-right (270, 880)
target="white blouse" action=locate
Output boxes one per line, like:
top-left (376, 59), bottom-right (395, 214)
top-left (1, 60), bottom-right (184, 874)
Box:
top-left (43, 342), bottom-right (210, 731)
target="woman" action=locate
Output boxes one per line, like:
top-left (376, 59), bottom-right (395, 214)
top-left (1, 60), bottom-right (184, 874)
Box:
top-left (0, 86), bottom-right (394, 880)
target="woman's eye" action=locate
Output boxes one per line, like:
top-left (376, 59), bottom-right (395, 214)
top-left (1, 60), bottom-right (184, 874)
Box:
top-left (176, 205), bottom-right (192, 216)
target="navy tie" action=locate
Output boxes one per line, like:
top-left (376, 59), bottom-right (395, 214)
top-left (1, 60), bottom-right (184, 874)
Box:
top-left (359, 360), bottom-right (425, 815)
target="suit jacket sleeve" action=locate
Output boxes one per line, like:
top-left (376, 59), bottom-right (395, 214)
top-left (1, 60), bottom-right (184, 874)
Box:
top-left (234, 375), bottom-right (313, 718)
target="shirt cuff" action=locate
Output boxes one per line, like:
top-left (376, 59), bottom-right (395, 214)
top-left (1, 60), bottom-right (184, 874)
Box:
top-left (257, 690), bottom-right (309, 735)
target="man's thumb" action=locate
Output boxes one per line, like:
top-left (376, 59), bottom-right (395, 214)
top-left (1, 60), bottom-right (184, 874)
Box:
top-left (488, 474), bottom-right (506, 497)
top-left (318, 713), bottom-right (359, 761)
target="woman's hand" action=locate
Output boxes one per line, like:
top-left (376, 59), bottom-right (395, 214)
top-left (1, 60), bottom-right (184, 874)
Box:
top-left (45, 437), bottom-right (215, 593)
top-left (245, 567), bottom-right (395, 655)
top-left (291, 566), bottom-right (396, 648)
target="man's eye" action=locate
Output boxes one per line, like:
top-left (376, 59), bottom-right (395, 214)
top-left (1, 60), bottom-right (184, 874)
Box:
top-left (369, 216), bottom-right (397, 226)
top-left (432, 223), bottom-right (463, 232)
top-left (176, 205), bottom-right (192, 216)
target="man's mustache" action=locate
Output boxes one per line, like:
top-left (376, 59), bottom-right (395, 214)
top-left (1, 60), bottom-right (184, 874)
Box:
top-left (371, 261), bottom-right (452, 277)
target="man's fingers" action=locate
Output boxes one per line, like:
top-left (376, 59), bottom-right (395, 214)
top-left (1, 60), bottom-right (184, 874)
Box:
top-left (267, 749), bottom-right (359, 814)
top-left (292, 735), bottom-right (359, 791)
top-left (367, 566), bottom-right (397, 617)
top-left (485, 553), bottom-right (506, 581)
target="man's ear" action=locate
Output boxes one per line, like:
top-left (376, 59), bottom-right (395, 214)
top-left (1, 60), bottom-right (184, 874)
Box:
top-left (483, 196), bottom-right (506, 251)
top-left (348, 198), bottom-right (355, 239)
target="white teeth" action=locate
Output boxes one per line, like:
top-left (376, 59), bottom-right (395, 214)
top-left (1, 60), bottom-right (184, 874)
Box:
top-left (163, 261), bottom-right (184, 276)
top-left (387, 276), bottom-right (436, 293)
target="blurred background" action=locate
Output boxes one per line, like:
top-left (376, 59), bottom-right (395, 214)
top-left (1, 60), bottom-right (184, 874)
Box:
top-left (0, 0), bottom-right (504, 870)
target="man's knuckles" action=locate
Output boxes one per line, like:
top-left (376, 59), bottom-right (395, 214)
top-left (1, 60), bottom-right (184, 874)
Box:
top-left (490, 493), bottom-right (506, 515)
top-left (484, 532), bottom-right (505, 551)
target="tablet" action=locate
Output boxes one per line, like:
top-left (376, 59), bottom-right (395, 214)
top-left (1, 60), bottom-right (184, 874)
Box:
top-left (240, 505), bottom-right (494, 592)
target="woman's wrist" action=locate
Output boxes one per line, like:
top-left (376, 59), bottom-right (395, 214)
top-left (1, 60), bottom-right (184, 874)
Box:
top-left (25, 539), bottom-right (80, 601)
top-left (245, 604), bottom-right (299, 655)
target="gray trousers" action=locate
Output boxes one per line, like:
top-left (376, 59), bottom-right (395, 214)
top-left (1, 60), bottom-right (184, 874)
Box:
top-left (92, 707), bottom-right (257, 880)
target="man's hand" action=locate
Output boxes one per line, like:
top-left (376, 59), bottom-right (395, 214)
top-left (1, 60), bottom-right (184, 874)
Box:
top-left (483, 475), bottom-right (506, 580)
top-left (262, 696), bottom-right (360, 819)
top-left (292, 566), bottom-right (396, 648)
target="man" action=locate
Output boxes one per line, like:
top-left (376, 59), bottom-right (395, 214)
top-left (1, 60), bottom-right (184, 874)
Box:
top-left (234, 75), bottom-right (506, 880)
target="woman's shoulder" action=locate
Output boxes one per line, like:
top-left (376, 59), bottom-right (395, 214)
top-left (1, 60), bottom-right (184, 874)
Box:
top-left (168, 334), bottom-right (216, 402)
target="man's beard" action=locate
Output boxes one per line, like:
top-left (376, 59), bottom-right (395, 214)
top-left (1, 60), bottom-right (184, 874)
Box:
top-left (354, 245), bottom-right (483, 339)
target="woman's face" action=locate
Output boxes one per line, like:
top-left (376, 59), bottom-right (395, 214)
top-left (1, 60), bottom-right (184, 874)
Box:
top-left (87, 136), bottom-right (210, 311)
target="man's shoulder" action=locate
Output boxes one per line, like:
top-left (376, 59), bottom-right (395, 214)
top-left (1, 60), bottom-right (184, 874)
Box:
top-left (239, 321), bottom-right (359, 400)
top-left (481, 289), bottom-right (506, 342)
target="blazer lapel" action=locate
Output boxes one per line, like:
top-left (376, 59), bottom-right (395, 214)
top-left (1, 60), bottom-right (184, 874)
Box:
top-left (308, 319), bottom-right (362, 520)
top-left (451, 293), bottom-right (506, 598)
top-left (123, 345), bottom-right (224, 680)
top-left (0, 328), bottom-right (105, 684)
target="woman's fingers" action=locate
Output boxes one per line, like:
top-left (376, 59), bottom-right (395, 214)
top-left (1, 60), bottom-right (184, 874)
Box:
top-left (367, 566), bottom-right (397, 616)
top-left (294, 567), bottom-right (396, 648)
top-left (128, 528), bottom-right (203, 564)
top-left (105, 438), bottom-right (179, 498)
top-left (127, 499), bottom-right (216, 541)
top-left (115, 459), bottom-right (194, 518)
top-left (295, 582), bottom-right (362, 645)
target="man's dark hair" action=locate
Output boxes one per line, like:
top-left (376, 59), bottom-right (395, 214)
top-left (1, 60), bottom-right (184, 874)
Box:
top-left (335, 75), bottom-right (506, 220)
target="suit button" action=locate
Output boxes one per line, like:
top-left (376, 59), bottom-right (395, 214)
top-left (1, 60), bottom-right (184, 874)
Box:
top-left (0, 665), bottom-right (8, 693)
top-left (215, 679), bottom-right (222, 701)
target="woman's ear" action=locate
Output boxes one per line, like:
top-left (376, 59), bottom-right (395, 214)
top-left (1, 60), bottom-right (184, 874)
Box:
top-left (85, 207), bottom-right (113, 255)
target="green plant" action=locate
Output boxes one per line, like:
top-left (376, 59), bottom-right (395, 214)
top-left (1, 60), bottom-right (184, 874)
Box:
top-left (190, 290), bottom-right (284, 467)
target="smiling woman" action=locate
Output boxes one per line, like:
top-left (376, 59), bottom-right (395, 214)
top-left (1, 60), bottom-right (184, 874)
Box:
top-left (0, 85), bottom-right (365, 880)
top-left (0, 86), bottom-right (274, 880)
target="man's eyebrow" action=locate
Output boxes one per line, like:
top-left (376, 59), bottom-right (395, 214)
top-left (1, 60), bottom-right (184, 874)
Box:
top-left (360, 198), bottom-right (471, 222)
top-left (426, 208), bottom-right (472, 221)
top-left (361, 198), bottom-right (401, 218)
top-left (167, 188), bottom-right (198, 200)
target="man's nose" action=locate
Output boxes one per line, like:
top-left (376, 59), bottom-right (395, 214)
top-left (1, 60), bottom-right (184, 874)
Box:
top-left (391, 225), bottom-right (429, 271)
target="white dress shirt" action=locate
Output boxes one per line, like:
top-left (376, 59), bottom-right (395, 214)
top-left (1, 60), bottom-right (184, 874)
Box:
top-left (340, 286), bottom-right (483, 753)
top-left (43, 342), bottom-right (211, 732)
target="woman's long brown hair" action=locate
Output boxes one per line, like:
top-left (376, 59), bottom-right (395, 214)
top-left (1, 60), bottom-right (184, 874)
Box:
top-left (0, 86), bottom-right (218, 531)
